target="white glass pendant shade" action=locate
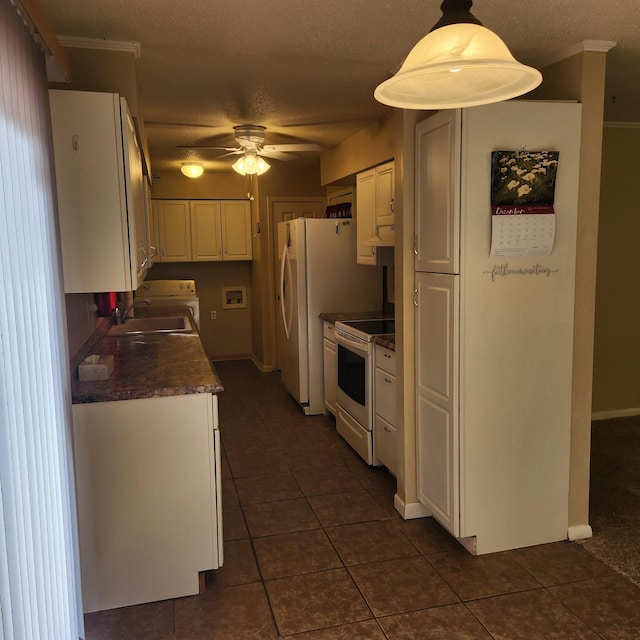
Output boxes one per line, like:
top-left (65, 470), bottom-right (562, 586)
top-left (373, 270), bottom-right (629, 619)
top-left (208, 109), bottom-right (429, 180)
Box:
top-left (232, 152), bottom-right (270, 176)
top-left (180, 162), bottom-right (204, 178)
top-left (374, 23), bottom-right (542, 109)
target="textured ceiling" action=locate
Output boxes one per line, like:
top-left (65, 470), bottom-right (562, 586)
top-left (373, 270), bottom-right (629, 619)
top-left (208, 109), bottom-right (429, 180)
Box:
top-left (39, 0), bottom-right (639, 174)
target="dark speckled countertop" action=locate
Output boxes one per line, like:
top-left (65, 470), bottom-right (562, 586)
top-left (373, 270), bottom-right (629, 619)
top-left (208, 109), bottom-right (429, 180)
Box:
top-left (374, 334), bottom-right (396, 351)
top-left (319, 310), bottom-right (390, 323)
top-left (71, 309), bottom-right (223, 404)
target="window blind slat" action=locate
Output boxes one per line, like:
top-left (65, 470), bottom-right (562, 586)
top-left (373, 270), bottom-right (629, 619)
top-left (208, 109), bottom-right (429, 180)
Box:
top-left (1, 1), bottom-right (83, 638)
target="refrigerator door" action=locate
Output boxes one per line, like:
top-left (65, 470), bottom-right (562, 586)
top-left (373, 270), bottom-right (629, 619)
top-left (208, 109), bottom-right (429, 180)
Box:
top-left (279, 219), bottom-right (309, 409)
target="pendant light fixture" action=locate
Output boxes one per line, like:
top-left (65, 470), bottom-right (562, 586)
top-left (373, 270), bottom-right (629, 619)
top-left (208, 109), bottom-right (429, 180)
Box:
top-left (232, 151), bottom-right (270, 176)
top-left (180, 162), bottom-right (204, 178)
top-left (374, 0), bottom-right (542, 110)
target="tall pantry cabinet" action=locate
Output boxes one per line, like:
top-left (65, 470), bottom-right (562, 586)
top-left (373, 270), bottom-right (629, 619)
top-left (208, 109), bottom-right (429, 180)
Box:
top-left (414, 102), bottom-right (582, 554)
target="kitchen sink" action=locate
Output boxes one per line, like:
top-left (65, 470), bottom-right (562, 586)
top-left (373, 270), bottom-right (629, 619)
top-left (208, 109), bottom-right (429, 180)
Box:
top-left (107, 315), bottom-right (194, 336)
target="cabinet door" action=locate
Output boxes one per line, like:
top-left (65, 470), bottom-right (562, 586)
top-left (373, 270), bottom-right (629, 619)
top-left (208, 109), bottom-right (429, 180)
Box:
top-left (356, 169), bottom-right (378, 265)
top-left (375, 161), bottom-right (395, 227)
top-left (72, 394), bottom-right (219, 613)
top-left (49, 90), bottom-right (135, 293)
top-left (416, 272), bottom-right (460, 536)
top-left (415, 110), bottom-right (461, 274)
top-left (375, 365), bottom-right (396, 426)
top-left (191, 201), bottom-right (222, 261)
top-left (157, 200), bottom-right (192, 261)
top-left (122, 104), bottom-right (148, 288)
top-left (375, 415), bottom-right (397, 476)
top-left (323, 334), bottom-right (337, 415)
top-left (220, 201), bottom-right (252, 260)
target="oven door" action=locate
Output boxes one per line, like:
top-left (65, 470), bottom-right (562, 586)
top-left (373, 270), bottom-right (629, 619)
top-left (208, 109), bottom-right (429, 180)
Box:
top-left (335, 329), bottom-right (372, 429)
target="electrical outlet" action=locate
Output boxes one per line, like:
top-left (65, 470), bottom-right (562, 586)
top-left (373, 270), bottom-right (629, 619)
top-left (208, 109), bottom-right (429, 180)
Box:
top-left (210, 310), bottom-right (217, 320)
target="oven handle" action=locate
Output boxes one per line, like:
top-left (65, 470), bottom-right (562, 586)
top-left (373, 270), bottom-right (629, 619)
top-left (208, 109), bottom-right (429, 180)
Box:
top-left (335, 330), bottom-right (370, 356)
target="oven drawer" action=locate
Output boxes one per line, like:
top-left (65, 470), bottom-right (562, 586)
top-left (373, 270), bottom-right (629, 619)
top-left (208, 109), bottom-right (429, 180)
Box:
top-left (336, 407), bottom-right (373, 465)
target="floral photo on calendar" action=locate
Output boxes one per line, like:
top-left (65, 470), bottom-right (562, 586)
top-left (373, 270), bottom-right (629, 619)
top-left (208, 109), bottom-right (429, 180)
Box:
top-left (490, 150), bottom-right (559, 214)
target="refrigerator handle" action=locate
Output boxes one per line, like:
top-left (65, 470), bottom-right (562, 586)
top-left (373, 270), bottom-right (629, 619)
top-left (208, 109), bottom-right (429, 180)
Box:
top-left (279, 242), bottom-right (293, 339)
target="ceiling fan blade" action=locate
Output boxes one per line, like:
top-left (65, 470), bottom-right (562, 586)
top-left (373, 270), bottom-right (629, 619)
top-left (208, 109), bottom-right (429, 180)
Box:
top-left (263, 143), bottom-right (321, 152)
top-left (258, 149), bottom-right (295, 161)
top-left (217, 150), bottom-right (244, 159)
top-left (176, 145), bottom-right (240, 151)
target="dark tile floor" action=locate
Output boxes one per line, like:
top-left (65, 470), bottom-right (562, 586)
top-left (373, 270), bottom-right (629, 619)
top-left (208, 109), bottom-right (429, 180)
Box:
top-left (84, 359), bottom-right (640, 639)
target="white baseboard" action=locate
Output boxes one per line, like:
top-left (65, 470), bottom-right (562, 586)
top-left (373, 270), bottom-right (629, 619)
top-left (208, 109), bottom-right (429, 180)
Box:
top-left (394, 494), bottom-right (431, 520)
top-left (250, 354), bottom-right (273, 373)
top-left (592, 408), bottom-right (640, 420)
top-left (568, 524), bottom-right (593, 541)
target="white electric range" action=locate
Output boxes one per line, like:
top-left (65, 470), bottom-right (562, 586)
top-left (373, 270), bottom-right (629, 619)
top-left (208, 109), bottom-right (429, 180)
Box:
top-left (334, 317), bottom-right (395, 464)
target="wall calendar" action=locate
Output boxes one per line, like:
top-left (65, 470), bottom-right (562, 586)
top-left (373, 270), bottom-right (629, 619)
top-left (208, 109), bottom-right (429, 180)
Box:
top-left (489, 150), bottom-right (559, 257)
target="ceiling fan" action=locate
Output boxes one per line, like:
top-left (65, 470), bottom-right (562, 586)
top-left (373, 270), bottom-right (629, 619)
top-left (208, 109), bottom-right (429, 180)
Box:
top-left (178, 124), bottom-right (320, 162)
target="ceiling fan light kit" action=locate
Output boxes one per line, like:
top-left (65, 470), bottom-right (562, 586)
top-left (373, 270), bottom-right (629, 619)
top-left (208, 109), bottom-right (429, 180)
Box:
top-left (180, 162), bottom-right (204, 178)
top-left (374, 0), bottom-right (542, 109)
top-left (232, 152), bottom-right (270, 176)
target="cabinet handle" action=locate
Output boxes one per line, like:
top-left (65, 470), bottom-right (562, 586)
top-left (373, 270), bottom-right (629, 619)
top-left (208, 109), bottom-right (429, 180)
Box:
top-left (390, 198), bottom-right (394, 213)
top-left (384, 377), bottom-right (392, 384)
top-left (413, 288), bottom-right (418, 307)
top-left (384, 425), bottom-right (393, 433)
top-left (413, 235), bottom-right (418, 255)
top-left (384, 353), bottom-right (391, 359)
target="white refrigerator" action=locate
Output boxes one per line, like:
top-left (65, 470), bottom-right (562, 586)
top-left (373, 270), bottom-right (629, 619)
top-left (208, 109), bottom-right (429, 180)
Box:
top-left (278, 218), bottom-right (382, 415)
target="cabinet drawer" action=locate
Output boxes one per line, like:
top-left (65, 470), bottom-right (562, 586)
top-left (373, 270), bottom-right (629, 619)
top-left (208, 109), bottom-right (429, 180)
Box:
top-left (374, 415), bottom-right (397, 476)
top-left (375, 344), bottom-right (396, 375)
top-left (323, 321), bottom-right (335, 342)
top-left (375, 366), bottom-right (396, 425)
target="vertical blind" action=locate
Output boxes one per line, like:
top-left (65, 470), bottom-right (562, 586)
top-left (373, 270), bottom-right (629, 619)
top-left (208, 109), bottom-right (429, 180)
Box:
top-left (0, 1), bottom-right (83, 638)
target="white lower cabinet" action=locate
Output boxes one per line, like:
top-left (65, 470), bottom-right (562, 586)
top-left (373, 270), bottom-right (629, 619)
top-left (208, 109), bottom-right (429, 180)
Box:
top-left (415, 272), bottom-right (459, 537)
top-left (323, 321), bottom-right (337, 415)
top-left (72, 393), bottom-right (223, 613)
top-left (373, 343), bottom-right (397, 476)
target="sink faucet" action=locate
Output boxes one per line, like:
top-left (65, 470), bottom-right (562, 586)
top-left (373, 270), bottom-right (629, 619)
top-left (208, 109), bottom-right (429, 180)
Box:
top-left (113, 299), bottom-right (151, 325)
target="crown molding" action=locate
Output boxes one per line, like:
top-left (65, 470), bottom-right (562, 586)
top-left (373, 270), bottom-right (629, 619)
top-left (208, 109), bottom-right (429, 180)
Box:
top-left (57, 36), bottom-right (141, 59)
top-left (540, 39), bottom-right (617, 69)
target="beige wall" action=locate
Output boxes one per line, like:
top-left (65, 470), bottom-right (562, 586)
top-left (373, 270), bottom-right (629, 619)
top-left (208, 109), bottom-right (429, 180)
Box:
top-left (592, 126), bottom-right (640, 415)
top-left (321, 115), bottom-right (395, 185)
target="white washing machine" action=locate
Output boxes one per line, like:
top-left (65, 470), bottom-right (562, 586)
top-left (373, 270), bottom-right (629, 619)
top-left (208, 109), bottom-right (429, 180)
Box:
top-left (135, 279), bottom-right (200, 328)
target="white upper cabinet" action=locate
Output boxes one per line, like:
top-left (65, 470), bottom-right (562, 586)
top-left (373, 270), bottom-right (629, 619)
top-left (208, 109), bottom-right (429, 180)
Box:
top-left (155, 199), bottom-right (252, 262)
top-left (414, 111), bottom-right (461, 274)
top-left (356, 168), bottom-right (377, 265)
top-left (49, 90), bottom-right (148, 293)
top-left (375, 161), bottom-right (395, 227)
top-left (220, 200), bottom-right (252, 260)
top-left (356, 161), bottom-right (395, 265)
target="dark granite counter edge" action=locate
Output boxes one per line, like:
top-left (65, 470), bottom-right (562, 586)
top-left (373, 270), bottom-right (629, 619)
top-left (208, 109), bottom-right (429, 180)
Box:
top-left (373, 334), bottom-right (396, 351)
top-left (319, 310), bottom-right (390, 323)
